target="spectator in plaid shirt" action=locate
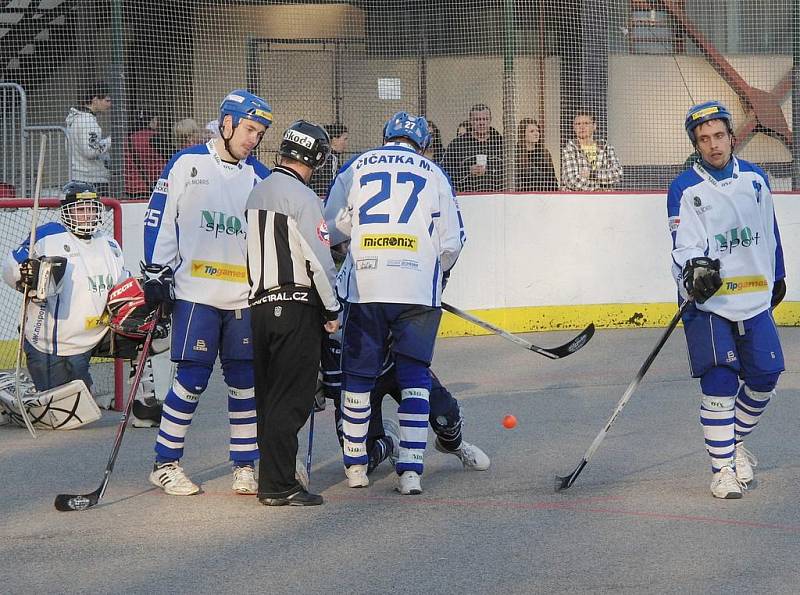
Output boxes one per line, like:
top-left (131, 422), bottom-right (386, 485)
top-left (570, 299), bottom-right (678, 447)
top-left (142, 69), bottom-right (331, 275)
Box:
top-left (560, 110), bottom-right (622, 191)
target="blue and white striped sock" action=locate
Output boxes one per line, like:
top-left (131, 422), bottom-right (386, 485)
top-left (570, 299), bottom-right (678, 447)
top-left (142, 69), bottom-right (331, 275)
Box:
top-left (700, 395), bottom-right (735, 473)
top-left (397, 388), bottom-right (430, 475)
top-left (341, 390), bottom-right (370, 466)
top-left (735, 385), bottom-right (773, 443)
top-left (155, 380), bottom-right (200, 463)
top-left (228, 386), bottom-right (257, 464)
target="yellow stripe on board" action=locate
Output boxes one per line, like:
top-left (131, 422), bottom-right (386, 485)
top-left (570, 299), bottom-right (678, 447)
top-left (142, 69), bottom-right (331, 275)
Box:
top-left (2, 303), bottom-right (798, 366)
top-left (438, 302), bottom-right (800, 337)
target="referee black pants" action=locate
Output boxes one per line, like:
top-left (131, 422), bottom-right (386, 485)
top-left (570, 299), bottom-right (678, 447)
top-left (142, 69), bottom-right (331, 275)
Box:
top-left (252, 301), bottom-right (322, 497)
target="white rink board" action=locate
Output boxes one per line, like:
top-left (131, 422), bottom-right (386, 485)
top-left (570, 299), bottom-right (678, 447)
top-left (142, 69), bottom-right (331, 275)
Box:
top-left (119, 193), bottom-right (800, 310)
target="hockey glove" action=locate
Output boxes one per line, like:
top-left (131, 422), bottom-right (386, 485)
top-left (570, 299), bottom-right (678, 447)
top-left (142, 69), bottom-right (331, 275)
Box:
top-left (771, 278), bottom-right (786, 308)
top-left (17, 258), bottom-right (41, 293)
top-left (682, 257), bottom-right (722, 304)
top-left (441, 269), bottom-right (451, 291)
top-left (140, 262), bottom-right (175, 313)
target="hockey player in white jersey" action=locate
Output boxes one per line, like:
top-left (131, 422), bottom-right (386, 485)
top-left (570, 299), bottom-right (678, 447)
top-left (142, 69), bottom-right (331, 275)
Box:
top-left (324, 111), bottom-right (465, 494)
top-left (2, 182), bottom-right (125, 402)
top-left (669, 101), bottom-right (786, 499)
top-left (142, 89), bottom-right (272, 496)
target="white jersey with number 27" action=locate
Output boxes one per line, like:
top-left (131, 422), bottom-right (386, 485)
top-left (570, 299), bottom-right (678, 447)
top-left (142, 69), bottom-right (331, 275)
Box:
top-left (324, 143), bottom-right (465, 306)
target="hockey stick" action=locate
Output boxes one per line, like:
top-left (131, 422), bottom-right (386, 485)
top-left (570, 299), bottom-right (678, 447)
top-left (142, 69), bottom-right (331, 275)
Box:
top-left (54, 307), bottom-right (161, 512)
top-left (442, 302), bottom-right (595, 360)
top-left (306, 407), bottom-right (315, 482)
top-left (14, 135), bottom-right (48, 438)
top-left (555, 301), bottom-right (689, 492)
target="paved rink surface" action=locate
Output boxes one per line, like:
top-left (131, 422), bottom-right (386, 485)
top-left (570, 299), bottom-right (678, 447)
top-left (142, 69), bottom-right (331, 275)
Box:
top-left (2, 326), bottom-right (800, 594)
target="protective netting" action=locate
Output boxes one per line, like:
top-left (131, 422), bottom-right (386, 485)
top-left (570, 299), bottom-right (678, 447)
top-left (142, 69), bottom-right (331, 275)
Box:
top-left (0, 0), bottom-right (798, 198)
top-left (0, 199), bottom-right (121, 402)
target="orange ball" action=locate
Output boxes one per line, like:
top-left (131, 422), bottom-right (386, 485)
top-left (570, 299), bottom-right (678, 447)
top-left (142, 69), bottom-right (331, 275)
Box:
top-left (502, 414), bottom-right (517, 429)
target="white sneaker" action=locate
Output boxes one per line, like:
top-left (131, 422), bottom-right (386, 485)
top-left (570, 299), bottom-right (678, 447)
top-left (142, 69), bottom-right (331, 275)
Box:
top-left (345, 464), bottom-right (369, 488)
top-left (383, 418), bottom-right (400, 468)
top-left (435, 438), bottom-right (491, 471)
top-left (295, 458), bottom-right (309, 491)
top-left (149, 461), bottom-right (200, 496)
top-left (232, 465), bottom-right (257, 495)
top-left (710, 466), bottom-right (744, 499)
top-left (734, 443), bottom-right (757, 484)
top-left (396, 470), bottom-right (422, 495)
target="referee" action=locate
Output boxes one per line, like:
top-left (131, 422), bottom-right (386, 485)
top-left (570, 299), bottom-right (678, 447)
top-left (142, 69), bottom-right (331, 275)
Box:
top-left (245, 120), bottom-right (340, 506)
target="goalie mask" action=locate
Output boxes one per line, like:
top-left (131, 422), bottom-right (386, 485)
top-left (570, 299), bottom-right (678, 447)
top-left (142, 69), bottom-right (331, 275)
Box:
top-left (106, 277), bottom-right (158, 339)
top-left (61, 181), bottom-right (103, 238)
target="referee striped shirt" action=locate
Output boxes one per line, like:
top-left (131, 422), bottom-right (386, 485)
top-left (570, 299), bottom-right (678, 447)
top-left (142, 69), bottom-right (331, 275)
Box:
top-left (245, 166), bottom-right (340, 320)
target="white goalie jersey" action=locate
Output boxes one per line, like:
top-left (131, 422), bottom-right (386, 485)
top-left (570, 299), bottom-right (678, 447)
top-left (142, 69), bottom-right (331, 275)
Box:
top-left (2, 222), bottom-right (127, 356)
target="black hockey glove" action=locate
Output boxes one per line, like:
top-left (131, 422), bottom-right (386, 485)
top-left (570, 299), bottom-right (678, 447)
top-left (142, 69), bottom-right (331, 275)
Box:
top-left (441, 269), bottom-right (451, 292)
top-left (140, 262), bottom-right (175, 313)
top-left (682, 257), bottom-right (722, 304)
top-left (17, 258), bottom-right (40, 292)
top-left (771, 278), bottom-right (786, 308)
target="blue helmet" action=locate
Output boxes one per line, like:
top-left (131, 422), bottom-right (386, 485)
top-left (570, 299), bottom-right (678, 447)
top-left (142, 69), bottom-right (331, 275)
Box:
top-left (685, 100), bottom-right (733, 143)
top-left (219, 89), bottom-right (273, 130)
top-left (383, 112), bottom-right (431, 151)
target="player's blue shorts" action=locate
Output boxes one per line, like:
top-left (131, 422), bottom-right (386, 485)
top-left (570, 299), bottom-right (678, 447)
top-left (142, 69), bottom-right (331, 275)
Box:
top-left (169, 300), bottom-right (252, 364)
top-left (341, 302), bottom-right (441, 379)
top-left (681, 303), bottom-right (784, 380)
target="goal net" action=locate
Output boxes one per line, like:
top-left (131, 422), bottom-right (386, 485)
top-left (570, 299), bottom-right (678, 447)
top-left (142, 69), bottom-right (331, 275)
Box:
top-left (0, 199), bottom-right (123, 408)
top-left (1, 1), bottom-right (795, 197)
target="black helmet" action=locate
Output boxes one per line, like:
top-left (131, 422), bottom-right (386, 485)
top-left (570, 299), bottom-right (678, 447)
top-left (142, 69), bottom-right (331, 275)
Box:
top-left (278, 120), bottom-right (331, 170)
top-left (61, 181), bottom-right (103, 238)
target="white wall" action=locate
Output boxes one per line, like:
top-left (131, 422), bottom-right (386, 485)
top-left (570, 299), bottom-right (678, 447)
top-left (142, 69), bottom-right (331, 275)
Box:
top-left (119, 192), bottom-right (800, 310)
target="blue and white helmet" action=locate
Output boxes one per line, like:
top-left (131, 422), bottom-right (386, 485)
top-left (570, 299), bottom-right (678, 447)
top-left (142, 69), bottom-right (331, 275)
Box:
top-left (383, 112), bottom-right (431, 151)
top-left (685, 100), bottom-right (733, 143)
top-left (219, 89), bottom-right (273, 130)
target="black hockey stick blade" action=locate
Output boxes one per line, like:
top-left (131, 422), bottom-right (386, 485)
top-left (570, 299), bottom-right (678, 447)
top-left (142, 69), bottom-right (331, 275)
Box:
top-left (554, 460), bottom-right (587, 492)
top-left (442, 302), bottom-right (595, 360)
top-left (54, 489), bottom-right (101, 512)
top-left (540, 323), bottom-right (595, 359)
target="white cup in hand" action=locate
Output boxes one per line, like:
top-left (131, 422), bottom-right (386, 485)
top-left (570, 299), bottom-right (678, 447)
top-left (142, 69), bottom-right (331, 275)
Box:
top-left (475, 154), bottom-right (487, 167)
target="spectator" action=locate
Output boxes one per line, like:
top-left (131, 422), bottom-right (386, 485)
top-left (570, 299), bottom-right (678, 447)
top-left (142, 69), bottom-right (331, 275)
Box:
top-left (441, 104), bottom-right (504, 192)
top-left (424, 119), bottom-right (444, 163)
top-left (456, 120), bottom-right (469, 137)
top-left (124, 110), bottom-right (168, 200)
top-left (173, 118), bottom-right (207, 151)
top-left (560, 110), bottom-right (623, 191)
top-left (515, 118), bottom-right (558, 192)
top-left (65, 84), bottom-right (112, 195)
top-left (309, 122), bottom-right (349, 198)
top-left (205, 119), bottom-right (220, 140)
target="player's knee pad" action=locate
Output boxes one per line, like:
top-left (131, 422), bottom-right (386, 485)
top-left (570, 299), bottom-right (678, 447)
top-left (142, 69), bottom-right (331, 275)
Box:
top-left (342, 373), bottom-right (375, 393)
top-left (394, 354), bottom-right (431, 391)
top-left (220, 358), bottom-right (253, 390)
top-left (744, 373), bottom-right (779, 394)
top-left (174, 361), bottom-right (213, 395)
top-left (429, 378), bottom-right (460, 422)
top-left (701, 394), bottom-right (735, 412)
top-left (742, 384), bottom-right (775, 404)
top-left (699, 366), bottom-right (739, 397)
